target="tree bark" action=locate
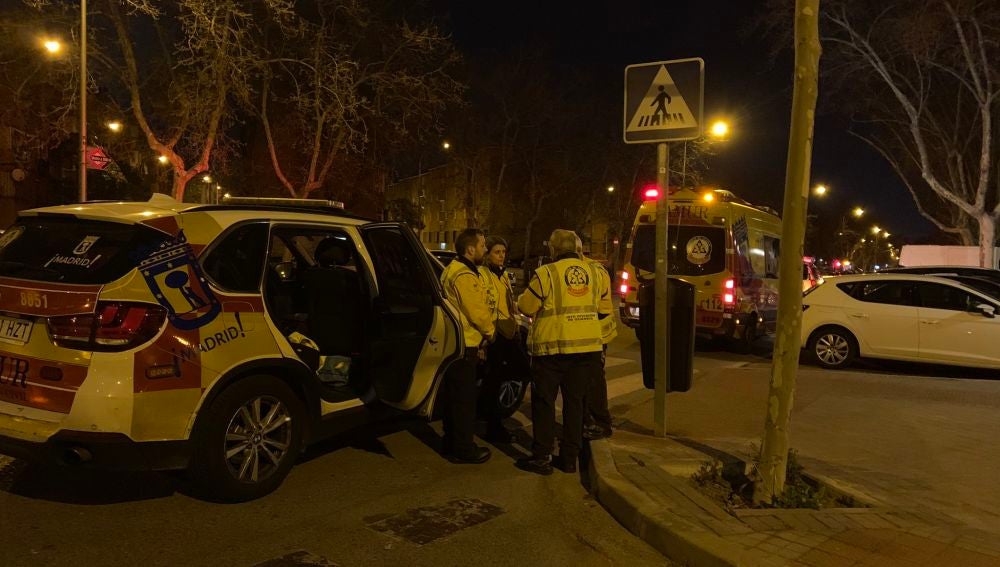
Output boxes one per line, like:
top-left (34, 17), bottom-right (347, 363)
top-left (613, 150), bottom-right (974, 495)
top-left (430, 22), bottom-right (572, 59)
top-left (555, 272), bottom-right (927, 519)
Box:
top-left (978, 213), bottom-right (997, 268)
top-left (754, 0), bottom-right (821, 504)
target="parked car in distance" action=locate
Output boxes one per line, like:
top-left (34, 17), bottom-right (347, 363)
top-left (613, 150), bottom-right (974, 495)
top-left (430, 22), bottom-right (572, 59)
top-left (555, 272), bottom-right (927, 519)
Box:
top-left (881, 265), bottom-right (1000, 286)
top-left (428, 248), bottom-right (458, 265)
top-left (801, 274), bottom-right (1000, 370)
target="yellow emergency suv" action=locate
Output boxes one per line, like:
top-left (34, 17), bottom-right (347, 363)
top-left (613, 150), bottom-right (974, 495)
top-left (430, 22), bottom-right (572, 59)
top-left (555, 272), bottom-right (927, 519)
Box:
top-left (618, 187), bottom-right (782, 349)
top-left (0, 195), bottom-right (463, 501)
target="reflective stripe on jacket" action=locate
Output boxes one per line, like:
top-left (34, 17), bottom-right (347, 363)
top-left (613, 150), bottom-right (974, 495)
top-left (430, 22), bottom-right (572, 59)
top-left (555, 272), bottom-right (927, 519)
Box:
top-left (518, 257), bottom-right (603, 356)
top-left (442, 259), bottom-right (495, 347)
top-left (586, 258), bottom-right (618, 344)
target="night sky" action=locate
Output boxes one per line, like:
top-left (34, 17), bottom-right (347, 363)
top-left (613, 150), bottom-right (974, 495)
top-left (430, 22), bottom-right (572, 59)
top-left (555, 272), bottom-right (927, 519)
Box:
top-left (434, 0), bottom-right (935, 244)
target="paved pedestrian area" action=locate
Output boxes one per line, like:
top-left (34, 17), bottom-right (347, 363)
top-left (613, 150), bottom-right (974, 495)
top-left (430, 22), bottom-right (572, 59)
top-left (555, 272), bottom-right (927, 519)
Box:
top-left (589, 357), bottom-right (1000, 566)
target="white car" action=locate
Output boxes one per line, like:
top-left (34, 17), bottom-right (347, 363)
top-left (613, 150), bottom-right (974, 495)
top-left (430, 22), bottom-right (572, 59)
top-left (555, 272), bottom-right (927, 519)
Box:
top-left (801, 274), bottom-right (1000, 370)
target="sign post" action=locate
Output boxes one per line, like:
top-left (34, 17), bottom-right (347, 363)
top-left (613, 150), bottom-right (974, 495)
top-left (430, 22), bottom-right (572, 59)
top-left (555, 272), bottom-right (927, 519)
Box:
top-left (624, 58), bottom-right (704, 436)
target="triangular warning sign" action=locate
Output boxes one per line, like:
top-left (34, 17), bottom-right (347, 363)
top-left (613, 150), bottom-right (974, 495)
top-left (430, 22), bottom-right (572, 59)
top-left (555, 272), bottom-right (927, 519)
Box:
top-left (626, 66), bottom-right (697, 133)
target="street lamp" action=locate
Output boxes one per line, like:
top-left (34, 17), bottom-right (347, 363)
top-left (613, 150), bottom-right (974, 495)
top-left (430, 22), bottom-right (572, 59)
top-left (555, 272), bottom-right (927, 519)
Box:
top-left (42, 39), bottom-right (63, 54)
top-left (442, 141), bottom-right (451, 150)
top-left (813, 184), bottom-right (828, 197)
top-left (202, 175), bottom-right (212, 183)
top-left (106, 121), bottom-right (122, 132)
top-left (607, 185), bottom-right (615, 193)
top-left (709, 120), bottom-right (730, 140)
top-left (852, 207), bottom-right (865, 218)
top-left (157, 155), bottom-right (168, 164)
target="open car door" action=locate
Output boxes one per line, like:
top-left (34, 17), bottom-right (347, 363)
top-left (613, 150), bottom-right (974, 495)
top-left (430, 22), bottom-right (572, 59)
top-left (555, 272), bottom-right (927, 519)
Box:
top-left (359, 223), bottom-right (461, 411)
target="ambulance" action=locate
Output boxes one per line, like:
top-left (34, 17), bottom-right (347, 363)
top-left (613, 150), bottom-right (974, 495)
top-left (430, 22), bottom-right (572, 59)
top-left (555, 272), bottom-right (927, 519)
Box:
top-left (0, 195), bottom-right (464, 501)
top-left (618, 187), bottom-right (782, 348)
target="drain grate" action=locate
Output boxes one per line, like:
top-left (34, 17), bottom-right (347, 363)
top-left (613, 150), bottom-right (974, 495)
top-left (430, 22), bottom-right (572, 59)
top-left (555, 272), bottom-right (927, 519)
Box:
top-left (364, 498), bottom-right (505, 545)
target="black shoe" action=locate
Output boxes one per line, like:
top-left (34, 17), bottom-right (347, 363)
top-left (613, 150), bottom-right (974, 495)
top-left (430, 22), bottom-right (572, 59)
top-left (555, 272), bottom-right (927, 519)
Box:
top-left (515, 455), bottom-right (554, 476)
top-left (448, 446), bottom-right (492, 464)
top-left (583, 425), bottom-right (612, 441)
top-left (483, 428), bottom-right (516, 444)
top-left (554, 454), bottom-right (578, 474)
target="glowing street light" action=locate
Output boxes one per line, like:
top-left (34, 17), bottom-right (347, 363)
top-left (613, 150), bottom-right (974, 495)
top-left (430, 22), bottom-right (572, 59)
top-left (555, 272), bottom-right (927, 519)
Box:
top-left (442, 141), bottom-right (451, 150)
top-left (202, 175), bottom-right (212, 183)
top-left (42, 39), bottom-right (63, 54)
top-left (871, 226), bottom-right (881, 234)
top-left (106, 121), bottom-right (122, 132)
top-left (852, 207), bottom-right (865, 218)
top-left (709, 120), bottom-right (730, 140)
top-left (157, 155), bottom-right (168, 164)
top-left (607, 185), bottom-right (615, 193)
top-left (814, 184), bottom-right (828, 197)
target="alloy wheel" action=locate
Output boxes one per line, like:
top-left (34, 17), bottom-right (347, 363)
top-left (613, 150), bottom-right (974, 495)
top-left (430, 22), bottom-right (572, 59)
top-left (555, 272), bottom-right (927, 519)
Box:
top-left (223, 396), bottom-right (293, 483)
top-left (498, 380), bottom-right (524, 411)
top-left (815, 333), bottom-right (850, 366)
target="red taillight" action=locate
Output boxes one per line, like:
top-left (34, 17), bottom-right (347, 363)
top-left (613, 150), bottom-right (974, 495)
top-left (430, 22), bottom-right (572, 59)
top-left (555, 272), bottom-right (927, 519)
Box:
top-left (47, 302), bottom-right (167, 352)
top-left (725, 279), bottom-right (735, 290)
top-left (643, 188), bottom-right (660, 200)
top-left (621, 271), bottom-right (629, 281)
top-left (620, 283), bottom-right (629, 295)
top-left (723, 279), bottom-right (736, 307)
top-left (724, 293), bottom-right (735, 304)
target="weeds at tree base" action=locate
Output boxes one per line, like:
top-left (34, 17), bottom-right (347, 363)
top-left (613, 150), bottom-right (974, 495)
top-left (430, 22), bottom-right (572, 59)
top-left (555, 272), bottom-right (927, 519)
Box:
top-left (691, 447), bottom-right (862, 513)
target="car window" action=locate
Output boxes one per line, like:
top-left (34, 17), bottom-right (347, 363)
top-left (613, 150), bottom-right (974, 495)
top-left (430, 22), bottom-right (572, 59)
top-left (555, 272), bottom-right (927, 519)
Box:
top-left (0, 217), bottom-right (170, 284)
top-left (364, 227), bottom-right (433, 296)
top-left (851, 281), bottom-right (916, 306)
top-left (201, 222), bottom-right (269, 292)
top-left (632, 224), bottom-right (727, 276)
top-left (916, 282), bottom-right (978, 311)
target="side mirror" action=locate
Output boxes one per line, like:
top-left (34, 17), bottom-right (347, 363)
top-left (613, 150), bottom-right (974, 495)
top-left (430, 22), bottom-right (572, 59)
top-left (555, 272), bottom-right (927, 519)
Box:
top-left (274, 261), bottom-right (296, 283)
top-left (975, 303), bottom-right (996, 319)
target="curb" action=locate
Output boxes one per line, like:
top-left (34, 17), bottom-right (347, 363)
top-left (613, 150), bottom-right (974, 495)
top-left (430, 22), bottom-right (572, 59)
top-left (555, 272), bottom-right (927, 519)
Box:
top-left (588, 439), bottom-right (770, 567)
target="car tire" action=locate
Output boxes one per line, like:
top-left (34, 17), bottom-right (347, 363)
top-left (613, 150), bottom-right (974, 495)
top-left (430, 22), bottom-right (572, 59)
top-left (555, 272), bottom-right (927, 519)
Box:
top-left (808, 327), bottom-right (857, 370)
top-left (496, 378), bottom-right (528, 419)
top-left (732, 316), bottom-right (759, 355)
top-left (189, 374), bottom-right (306, 502)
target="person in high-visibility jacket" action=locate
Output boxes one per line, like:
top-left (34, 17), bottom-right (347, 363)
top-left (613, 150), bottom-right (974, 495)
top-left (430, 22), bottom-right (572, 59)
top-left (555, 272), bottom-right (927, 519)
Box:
top-left (514, 229), bottom-right (609, 476)
top-left (478, 236), bottom-right (528, 442)
top-left (575, 237), bottom-right (617, 441)
top-left (439, 228), bottom-right (495, 465)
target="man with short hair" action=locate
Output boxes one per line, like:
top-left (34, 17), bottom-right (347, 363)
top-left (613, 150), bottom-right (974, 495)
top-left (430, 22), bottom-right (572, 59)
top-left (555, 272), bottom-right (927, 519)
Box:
top-left (515, 229), bottom-right (607, 475)
top-left (439, 228), bottom-right (495, 464)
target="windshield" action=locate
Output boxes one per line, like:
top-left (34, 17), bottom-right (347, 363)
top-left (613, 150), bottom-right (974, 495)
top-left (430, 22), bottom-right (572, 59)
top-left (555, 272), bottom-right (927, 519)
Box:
top-left (631, 224), bottom-right (727, 276)
top-left (0, 216), bottom-right (171, 284)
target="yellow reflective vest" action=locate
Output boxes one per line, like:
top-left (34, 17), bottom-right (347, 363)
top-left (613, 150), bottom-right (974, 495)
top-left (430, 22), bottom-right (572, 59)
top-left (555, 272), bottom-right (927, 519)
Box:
top-left (442, 258), bottom-right (495, 347)
top-left (586, 258), bottom-right (618, 345)
top-left (518, 256), bottom-right (604, 356)
top-left (479, 265), bottom-right (519, 339)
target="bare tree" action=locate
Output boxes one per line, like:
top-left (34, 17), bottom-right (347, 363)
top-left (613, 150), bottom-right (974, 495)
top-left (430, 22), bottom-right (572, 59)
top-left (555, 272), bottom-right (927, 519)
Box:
top-left (823, 0), bottom-right (1000, 266)
top-left (90, 0), bottom-right (295, 201)
top-left (259, 0), bottom-right (462, 199)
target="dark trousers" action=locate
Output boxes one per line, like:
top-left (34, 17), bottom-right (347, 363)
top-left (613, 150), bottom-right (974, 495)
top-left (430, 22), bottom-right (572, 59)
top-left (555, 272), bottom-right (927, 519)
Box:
top-left (585, 345), bottom-right (612, 431)
top-left (530, 351), bottom-right (602, 459)
top-left (442, 350), bottom-right (479, 456)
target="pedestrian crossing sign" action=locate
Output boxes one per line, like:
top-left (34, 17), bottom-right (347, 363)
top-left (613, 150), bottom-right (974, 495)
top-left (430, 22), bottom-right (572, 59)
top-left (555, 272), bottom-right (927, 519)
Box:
top-left (624, 58), bottom-right (704, 144)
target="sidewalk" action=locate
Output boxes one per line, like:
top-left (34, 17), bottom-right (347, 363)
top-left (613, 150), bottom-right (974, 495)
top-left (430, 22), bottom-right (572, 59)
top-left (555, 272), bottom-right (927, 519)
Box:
top-left (588, 365), bottom-right (1000, 566)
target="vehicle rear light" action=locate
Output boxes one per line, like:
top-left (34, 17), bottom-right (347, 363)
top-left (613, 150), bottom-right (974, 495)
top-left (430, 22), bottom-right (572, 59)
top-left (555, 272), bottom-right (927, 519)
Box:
top-left (724, 293), bottom-right (735, 304)
top-left (620, 284), bottom-right (629, 295)
top-left (620, 271), bottom-right (629, 281)
top-left (725, 278), bottom-right (735, 290)
top-left (47, 302), bottom-right (167, 352)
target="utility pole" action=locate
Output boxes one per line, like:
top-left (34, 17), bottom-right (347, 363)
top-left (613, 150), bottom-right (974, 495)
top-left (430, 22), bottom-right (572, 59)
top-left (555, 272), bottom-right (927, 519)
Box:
top-left (754, 0), bottom-right (822, 503)
top-left (79, 0), bottom-right (88, 203)
top-left (653, 142), bottom-right (670, 437)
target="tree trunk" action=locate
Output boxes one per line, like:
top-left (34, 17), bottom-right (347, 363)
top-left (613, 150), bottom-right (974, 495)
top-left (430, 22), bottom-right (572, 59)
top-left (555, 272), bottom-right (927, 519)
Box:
top-left (172, 174), bottom-right (189, 202)
top-left (753, 0), bottom-right (821, 504)
top-left (979, 213), bottom-right (996, 268)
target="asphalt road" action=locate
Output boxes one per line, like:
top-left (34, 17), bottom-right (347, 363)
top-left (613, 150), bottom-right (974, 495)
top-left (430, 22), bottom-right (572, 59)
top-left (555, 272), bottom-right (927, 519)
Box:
top-left (4, 326), bottom-right (998, 566)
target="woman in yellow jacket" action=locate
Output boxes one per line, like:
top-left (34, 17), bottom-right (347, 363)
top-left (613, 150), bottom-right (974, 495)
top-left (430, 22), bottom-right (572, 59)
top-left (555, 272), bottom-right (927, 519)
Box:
top-left (479, 236), bottom-right (529, 442)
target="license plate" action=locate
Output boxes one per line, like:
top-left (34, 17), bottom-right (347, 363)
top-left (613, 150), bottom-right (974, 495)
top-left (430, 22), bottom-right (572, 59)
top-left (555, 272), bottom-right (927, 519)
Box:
top-left (0, 316), bottom-right (33, 345)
